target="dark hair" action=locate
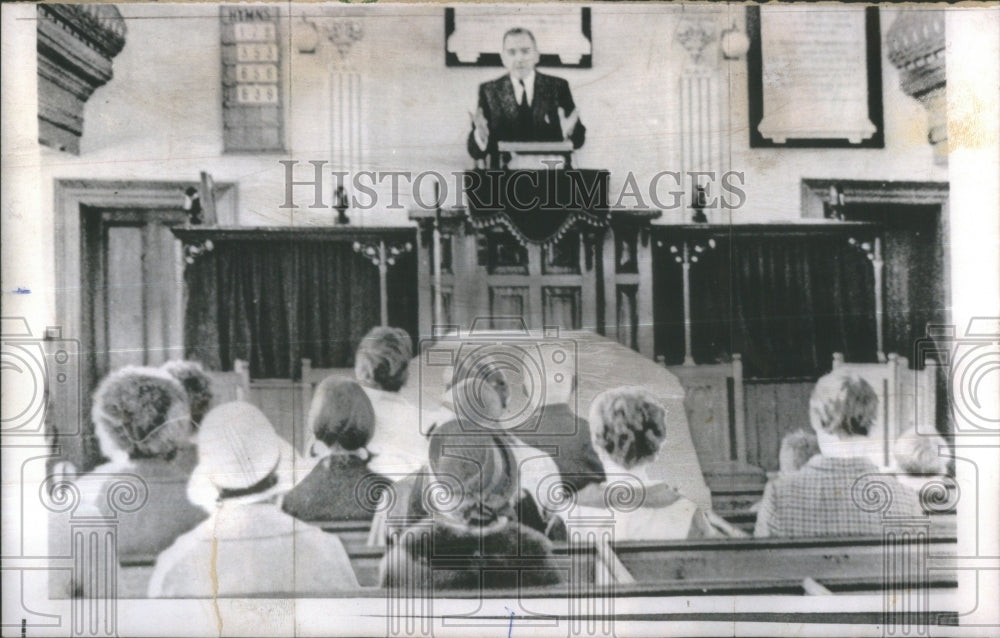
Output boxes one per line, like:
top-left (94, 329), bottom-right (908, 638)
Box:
top-left (160, 360), bottom-right (213, 426)
top-left (588, 387), bottom-right (667, 470)
top-left (502, 27), bottom-right (537, 48)
top-left (354, 326), bottom-right (413, 392)
top-left (309, 378), bottom-right (375, 451)
top-left (427, 421), bottom-right (517, 526)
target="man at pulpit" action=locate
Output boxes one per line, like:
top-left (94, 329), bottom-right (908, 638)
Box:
top-left (467, 28), bottom-right (586, 167)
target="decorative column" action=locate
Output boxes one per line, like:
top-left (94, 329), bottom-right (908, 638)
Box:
top-left (887, 11), bottom-right (947, 166)
top-left (673, 15), bottom-right (726, 222)
top-left (36, 4), bottom-right (127, 154)
top-left (298, 15), bottom-right (365, 204)
top-left (40, 471), bottom-right (148, 637)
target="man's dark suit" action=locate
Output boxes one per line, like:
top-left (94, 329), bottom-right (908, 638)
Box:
top-left (468, 72), bottom-right (586, 166)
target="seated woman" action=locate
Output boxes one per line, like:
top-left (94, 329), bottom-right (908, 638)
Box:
top-left (86, 366), bottom-right (208, 557)
top-left (754, 370), bottom-right (923, 538)
top-left (566, 387), bottom-right (719, 540)
top-left (160, 359), bottom-right (214, 428)
top-left (374, 381), bottom-right (565, 543)
top-left (354, 326), bottom-right (427, 477)
top-left (148, 402), bottom-right (359, 597)
top-left (379, 425), bottom-right (564, 591)
top-left (891, 427), bottom-right (951, 495)
top-left (282, 378), bottom-right (386, 522)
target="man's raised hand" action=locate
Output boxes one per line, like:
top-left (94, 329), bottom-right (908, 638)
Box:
top-left (471, 107), bottom-right (490, 146)
top-left (558, 107), bottom-right (580, 140)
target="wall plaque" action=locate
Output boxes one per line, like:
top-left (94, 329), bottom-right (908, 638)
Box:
top-left (747, 6), bottom-right (883, 148)
top-left (220, 5), bottom-right (285, 152)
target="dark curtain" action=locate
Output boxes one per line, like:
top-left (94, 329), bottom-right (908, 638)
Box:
top-left (185, 240), bottom-right (402, 379)
top-left (654, 232), bottom-right (878, 378)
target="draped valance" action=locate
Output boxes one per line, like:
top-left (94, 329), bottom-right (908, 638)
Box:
top-left (464, 169), bottom-right (610, 246)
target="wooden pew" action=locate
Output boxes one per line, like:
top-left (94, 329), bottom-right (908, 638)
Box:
top-left (318, 520), bottom-right (376, 552)
top-left (119, 529), bottom-right (958, 597)
top-left (119, 554), bottom-right (157, 599)
top-left (610, 534), bottom-right (956, 590)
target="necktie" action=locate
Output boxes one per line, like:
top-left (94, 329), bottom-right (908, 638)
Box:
top-left (516, 78), bottom-right (533, 139)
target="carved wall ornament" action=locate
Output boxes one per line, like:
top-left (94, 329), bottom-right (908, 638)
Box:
top-left (37, 4), bottom-right (127, 154)
top-left (674, 18), bottom-right (718, 69)
top-left (887, 10), bottom-right (947, 164)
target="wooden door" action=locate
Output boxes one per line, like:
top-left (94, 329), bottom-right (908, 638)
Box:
top-left (82, 206), bottom-right (188, 385)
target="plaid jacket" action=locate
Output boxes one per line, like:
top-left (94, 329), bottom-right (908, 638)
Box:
top-left (754, 455), bottom-right (922, 538)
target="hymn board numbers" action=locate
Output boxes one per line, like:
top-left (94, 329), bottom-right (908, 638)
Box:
top-left (221, 6), bottom-right (285, 152)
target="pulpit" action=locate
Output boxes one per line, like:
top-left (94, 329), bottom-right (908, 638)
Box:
top-left (409, 168), bottom-right (660, 357)
top-left (497, 140), bottom-right (574, 169)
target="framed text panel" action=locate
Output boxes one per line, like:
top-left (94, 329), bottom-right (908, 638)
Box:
top-left (747, 6), bottom-right (883, 148)
top-left (445, 7), bottom-right (592, 68)
top-left (220, 5), bottom-right (285, 153)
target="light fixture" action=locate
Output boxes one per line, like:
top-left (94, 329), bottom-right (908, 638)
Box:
top-left (720, 21), bottom-right (750, 61)
top-left (294, 16), bottom-right (318, 54)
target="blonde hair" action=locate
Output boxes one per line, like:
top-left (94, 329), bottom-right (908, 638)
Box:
top-left (91, 366), bottom-right (192, 463)
top-left (588, 386), bottom-right (667, 470)
top-left (809, 370), bottom-right (879, 437)
top-left (779, 429), bottom-right (820, 473)
top-left (161, 360), bottom-right (213, 426)
top-left (894, 428), bottom-right (948, 475)
top-left (354, 327), bottom-right (413, 392)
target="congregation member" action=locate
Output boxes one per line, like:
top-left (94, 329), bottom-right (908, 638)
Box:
top-left (148, 402), bottom-right (358, 597)
top-left (507, 367), bottom-right (605, 493)
top-left (354, 326), bottom-right (427, 477)
top-left (567, 387), bottom-right (719, 540)
top-left (161, 359), bottom-right (214, 427)
top-left (380, 424), bottom-right (564, 591)
top-left (282, 378), bottom-right (386, 522)
top-left (86, 366), bottom-right (207, 557)
top-left (749, 429), bottom-right (821, 515)
top-left (891, 427), bottom-right (951, 495)
top-left (778, 429), bottom-right (820, 475)
top-left (374, 382), bottom-right (564, 543)
top-left (754, 370), bottom-right (923, 538)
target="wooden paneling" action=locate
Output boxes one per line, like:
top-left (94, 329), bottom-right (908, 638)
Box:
top-left (249, 379), bottom-right (304, 452)
top-left (543, 286), bottom-right (581, 330)
top-left (743, 379), bottom-right (815, 472)
top-left (106, 226), bottom-right (144, 370)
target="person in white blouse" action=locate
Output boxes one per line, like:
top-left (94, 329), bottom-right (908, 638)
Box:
top-left (354, 326), bottom-right (428, 478)
top-left (566, 386), bottom-right (721, 541)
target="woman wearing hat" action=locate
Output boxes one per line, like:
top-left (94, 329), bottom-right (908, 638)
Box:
top-left (379, 419), bottom-right (564, 591)
top-left (282, 379), bottom-right (387, 522)
top-left (148, 402), bottom-right (359, 597)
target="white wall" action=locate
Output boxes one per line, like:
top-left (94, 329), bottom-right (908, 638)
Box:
top-left (2, 2), bottom-right (955, 327)
top-left (40, 4), bottom-right (945, 227)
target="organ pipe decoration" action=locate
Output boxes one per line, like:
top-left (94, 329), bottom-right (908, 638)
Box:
top-left (354, 239), bottom-right (413, 326)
